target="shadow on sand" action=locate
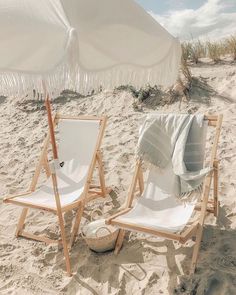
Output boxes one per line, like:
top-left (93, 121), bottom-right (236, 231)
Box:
top-left (0, 96), bottom-right (6, 104)
top-left (60, 205), bottom-right (235, 295)
top-left (175, 206), bottom-right (236, 295)
top-left (14, 90), bottom-right (95, 113)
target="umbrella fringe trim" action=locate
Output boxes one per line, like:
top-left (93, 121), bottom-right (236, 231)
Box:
top-left (0, 39), bottom-right (181, 98)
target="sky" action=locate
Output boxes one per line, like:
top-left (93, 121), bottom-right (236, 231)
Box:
top-left (135, 0), bottom-right (236, 41)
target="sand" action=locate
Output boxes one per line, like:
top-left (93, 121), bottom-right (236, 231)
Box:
top-left (0, 61), bottom-right (236, 295)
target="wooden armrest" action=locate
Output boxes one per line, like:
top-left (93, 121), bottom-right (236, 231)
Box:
top-left (106, 208), bottom-right (132, 224)
top-left (3, 191), bottom-right (32, 202)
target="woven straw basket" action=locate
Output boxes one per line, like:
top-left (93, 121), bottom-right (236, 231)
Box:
top-left (82, 211), bottom-right (119, 253)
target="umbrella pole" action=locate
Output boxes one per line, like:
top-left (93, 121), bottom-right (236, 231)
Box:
top-left (45, 95), bottom-right (58, 159)
top-left (44, 94), bottom-right (72, 276)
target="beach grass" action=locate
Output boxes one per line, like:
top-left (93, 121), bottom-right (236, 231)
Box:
top-left (181, 35), bottom-right (236, 63)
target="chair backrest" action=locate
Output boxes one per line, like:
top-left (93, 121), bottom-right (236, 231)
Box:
top-left (205, 115), bottom-right (223, 168)
top-left (58, 118), bottom-right (101, 182)
top-left (141, 114), bottom-right (222, 201)
top-left (59, 119), bottom-right (100, 163)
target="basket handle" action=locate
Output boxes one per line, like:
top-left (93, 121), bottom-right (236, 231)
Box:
top-left (95, 226), bottom-right (112, 237)
top-left (80, 231), bottom-right (86, 239)
top-left (90, 209), bottom-right (103, 221)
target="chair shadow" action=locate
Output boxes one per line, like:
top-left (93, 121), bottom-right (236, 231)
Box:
top-left (62, 233), bottom-right (187, 294)
top-left (108, 189), bottom-right (121, 210)
top-left (61, 240), bottom-right (133, 293)
top-left (174, 207), bottom-right (236, 295)
top-left (62, 205), bottom-right (235, 294)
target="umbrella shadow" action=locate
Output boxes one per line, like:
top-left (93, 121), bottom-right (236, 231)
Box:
top-left (142, 88), bottom-right (174, 109)
top-left (15, 89), bottom-right (98, 113)
top-left (216, 205), bottom-right (232, 229)
top-left (189, 77), bottom-right (213, 105)
top-left (189, 76), bottom-right (235, 105)
top-left (16, 99), bottom-right (46, 113)
top-left (107, 189), bottom-right (121, 210)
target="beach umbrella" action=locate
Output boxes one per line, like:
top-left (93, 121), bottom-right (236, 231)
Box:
top-left (0, 0), bottom-right (181, 164)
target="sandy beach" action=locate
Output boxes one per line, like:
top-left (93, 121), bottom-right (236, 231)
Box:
top-left (0, 61), bottom-right (236, 294)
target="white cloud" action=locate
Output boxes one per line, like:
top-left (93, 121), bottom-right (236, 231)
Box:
top-left (149, 0), bottom-right (236, 40)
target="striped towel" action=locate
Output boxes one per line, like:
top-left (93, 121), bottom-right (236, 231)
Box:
top-left (137, 113), bottom-right (210, 199)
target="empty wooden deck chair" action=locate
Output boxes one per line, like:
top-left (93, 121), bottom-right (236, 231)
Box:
top-left (107, 114), bottom-right (223, 274)
top-left (4, 114), bottom-right (108, 276)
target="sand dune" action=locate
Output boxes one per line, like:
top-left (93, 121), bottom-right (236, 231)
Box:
top-left (0, 62), bottom-right (236, 294)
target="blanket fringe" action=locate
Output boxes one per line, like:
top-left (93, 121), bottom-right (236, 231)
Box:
top-left (175, 183), bottom-right (203, 204)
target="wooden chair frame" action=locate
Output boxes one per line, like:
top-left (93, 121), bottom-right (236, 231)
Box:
top-left (4, 114), bottom-right (109, 276)
top-left (106, 114), bottom-right (223, 274)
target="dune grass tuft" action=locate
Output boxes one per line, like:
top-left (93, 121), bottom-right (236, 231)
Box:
top-left (182, 35), bottom-right (236, 63)
top-left (226, 36), bottom-right (236, 60)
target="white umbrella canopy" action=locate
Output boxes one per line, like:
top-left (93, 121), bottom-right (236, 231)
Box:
top-left (0, 0), bottom-right (181, 98)
top-left (61, 0), bottom-right (181, 93)
top-left (0, 0), bottom-right (181, 160)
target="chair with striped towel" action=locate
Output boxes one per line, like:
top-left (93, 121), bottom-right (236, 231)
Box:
top-left (106, 114), bottom-right (223, 274)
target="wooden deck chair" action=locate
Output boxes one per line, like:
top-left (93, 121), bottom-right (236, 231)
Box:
top-left (107, 114), bottom-right (223, 274)
top-left (4, 114), bottom-right (109, 276)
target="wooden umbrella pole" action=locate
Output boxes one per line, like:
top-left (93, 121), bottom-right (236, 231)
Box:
top-left (44, 94), bottom-right (72, 275)
top-left (45, 95), bottom-right (58, 160)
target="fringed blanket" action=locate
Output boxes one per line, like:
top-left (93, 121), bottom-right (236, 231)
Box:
top-left (138, 114), bottom-right (210, 199)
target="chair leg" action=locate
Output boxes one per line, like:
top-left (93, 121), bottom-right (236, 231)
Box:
top-left (15, 208), bottom-right (28, 237)
top-left (114, 229), bottom-right (125, 255)
top-left (97, 151), bottom-right (106, 197)
top-left (57, 211), bottom-right (72, 276)
top-left (213, 161), bottom-right (219, 217)
top-left (138, 168), bottom-right (144, 195)
top-left (69, 205), bottom-right (84, 248)
top-left (190, 224), bottom-right (203, 274)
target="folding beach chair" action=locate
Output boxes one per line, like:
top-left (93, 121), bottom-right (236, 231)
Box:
top-left (107, 114), bottom-right (223, 274)
top-left (4, 114), bottom-right (108, 276)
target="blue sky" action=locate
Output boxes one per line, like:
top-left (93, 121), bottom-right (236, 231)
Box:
top-left (136, 0), bottom-right (206, 14)
top-left (135, 0), bottom-right (236, 40)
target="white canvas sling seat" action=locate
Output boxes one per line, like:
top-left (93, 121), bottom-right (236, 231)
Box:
top-left (10, 118), bottom-right (101, 211)
top-left (106, 114), bottom-right (223, 275)
top-left (113, 167), bottom-right (197, 234)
